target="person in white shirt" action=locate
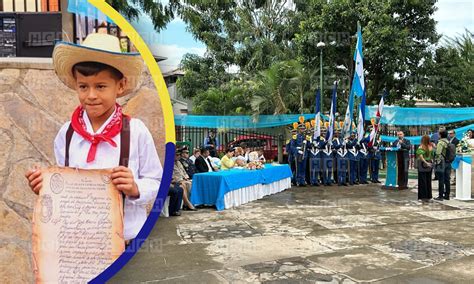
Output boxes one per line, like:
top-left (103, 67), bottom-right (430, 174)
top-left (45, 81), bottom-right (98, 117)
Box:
top-left (240, 143), bottom-right (251, 163)
top-left (248, 148), bottom-right (259, 162)
top-left (25, 33), bottom-right (162, 242)
top-left (189, 148), bottom-right (201, 163)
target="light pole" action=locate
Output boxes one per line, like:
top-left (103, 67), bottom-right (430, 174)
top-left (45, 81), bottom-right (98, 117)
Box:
top-left (317, 41), bottom-right (326, 112)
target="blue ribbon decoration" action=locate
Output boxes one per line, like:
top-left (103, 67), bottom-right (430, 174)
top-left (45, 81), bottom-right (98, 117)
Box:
top-left (452, 155), bottom-right (472, 170)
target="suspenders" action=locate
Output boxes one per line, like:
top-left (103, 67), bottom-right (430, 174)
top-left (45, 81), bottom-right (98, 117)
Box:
top-left (64, 116), bottom-right (130, 210)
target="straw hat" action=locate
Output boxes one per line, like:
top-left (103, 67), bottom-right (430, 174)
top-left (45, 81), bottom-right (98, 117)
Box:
top-left (52, 33), bottom-right (144, 97)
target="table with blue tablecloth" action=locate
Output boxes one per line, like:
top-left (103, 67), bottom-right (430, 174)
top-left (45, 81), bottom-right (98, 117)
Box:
top-left (190, 164), bottom-right (292, 211)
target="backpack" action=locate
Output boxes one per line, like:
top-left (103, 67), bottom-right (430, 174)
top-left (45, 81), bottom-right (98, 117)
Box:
top-left (442, 139), bottom-right (456, 163)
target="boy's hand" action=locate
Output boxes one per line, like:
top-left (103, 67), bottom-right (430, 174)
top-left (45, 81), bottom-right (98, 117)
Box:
top-left (25, 166), bottom-right (42, 195)
top-left (111, 166), bottom-right (140, 198)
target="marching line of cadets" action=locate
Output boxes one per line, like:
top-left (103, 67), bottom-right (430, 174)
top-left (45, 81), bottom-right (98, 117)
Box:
top-left (286, 120), bottom-right (382, 187)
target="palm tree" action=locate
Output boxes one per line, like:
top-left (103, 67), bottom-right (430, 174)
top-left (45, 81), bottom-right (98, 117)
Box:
top-left (250, 60), bottom-right (306, 119)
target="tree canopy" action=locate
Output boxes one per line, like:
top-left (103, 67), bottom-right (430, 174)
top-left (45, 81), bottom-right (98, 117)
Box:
top-left (110, 0), bottom-right (473, 114)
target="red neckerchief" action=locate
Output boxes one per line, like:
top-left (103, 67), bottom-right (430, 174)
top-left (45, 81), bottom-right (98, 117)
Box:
top-left (70, 103), bottom-right (126, 163)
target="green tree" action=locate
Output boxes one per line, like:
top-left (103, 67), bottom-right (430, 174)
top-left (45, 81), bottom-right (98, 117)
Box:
top-left (107, 0), bottom-right (179, 31)
top-left (418, 30), bottom-right (474, 106)
top-left (294, 0), bottom-right (439, 105)
top-left (176, 0), bottom-right (299, 71)
top-left (192, 80), bottom-right (253, 115)
top-left (176, 53), bottom-right (233, 99)
top-left (250, 60), bottom-right (308, 116)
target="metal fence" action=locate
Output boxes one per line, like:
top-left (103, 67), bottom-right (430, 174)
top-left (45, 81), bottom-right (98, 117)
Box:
top-left (175, 126), bottom-right (284, 161)
top-left (176, 125), bottom-right (420, 168)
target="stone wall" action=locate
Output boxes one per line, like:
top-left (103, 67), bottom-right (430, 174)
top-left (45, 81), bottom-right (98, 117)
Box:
top-left (0, 58), bottom-right (166, 283)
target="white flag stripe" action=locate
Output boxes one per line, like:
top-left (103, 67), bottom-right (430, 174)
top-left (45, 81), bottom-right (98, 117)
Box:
top-left (314, 112), bottom-right (321, 139)
top-left (355, 51), bottom-right (365, 91)
top-left (357, 110), bottom-right (365, 142)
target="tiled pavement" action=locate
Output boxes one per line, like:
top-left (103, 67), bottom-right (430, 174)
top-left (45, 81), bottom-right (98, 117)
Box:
top-left (111, 178), bottom-right (474, 283)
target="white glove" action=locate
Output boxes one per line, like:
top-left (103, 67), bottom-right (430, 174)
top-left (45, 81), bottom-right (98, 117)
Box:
top-left (298, 150), bottom-right (303, 155)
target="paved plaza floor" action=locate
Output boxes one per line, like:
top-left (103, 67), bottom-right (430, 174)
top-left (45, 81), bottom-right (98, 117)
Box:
top-left (111, 178), bottom-right (474, 283)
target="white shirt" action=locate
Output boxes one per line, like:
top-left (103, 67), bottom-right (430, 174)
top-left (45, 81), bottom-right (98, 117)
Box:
top-left (189, 155), bottom-right (197, 163)
top-left (205, 157), bottom-right (214, 172)
top-left (53, 109), bottom-right (162, 241)
top-left (248, 151), bottom-right (259, 162)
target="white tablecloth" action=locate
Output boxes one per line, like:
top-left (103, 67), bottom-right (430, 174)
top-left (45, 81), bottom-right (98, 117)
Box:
top-left (223, 178), bottom-right (291, 209)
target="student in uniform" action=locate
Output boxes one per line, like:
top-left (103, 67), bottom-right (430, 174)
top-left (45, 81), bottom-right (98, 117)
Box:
top-left (369, 134), bottom-right (382, 183)
top-left (286, 129), bottom-right (298, 185)
top-left (25, 33), bottom-right (163, 243)
top-left (346, 131), bottom-right (359, 185)
top-left (321, 128), bottom-right (334, 186)
top-left (309, 131), bottom-right (323, 186)
top-left (295, 123), bottom-right (308, 186)
top-left (332, 130), bottom-right (344, 184)
top-left (337, 136), bottom-right (349, 186)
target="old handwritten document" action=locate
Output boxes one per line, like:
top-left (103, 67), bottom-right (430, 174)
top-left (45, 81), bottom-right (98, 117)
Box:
top-left (32, 167), bottom-right (124, 283)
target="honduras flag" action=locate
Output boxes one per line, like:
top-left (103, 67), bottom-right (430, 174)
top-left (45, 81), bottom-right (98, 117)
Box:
top-left (313, 89), bottom-right (321, 139)
top-left (326, 82), bottom-right (338, 142)
top-left (351, 23), bottom-right (365, 98)
top-left (342, 87), bottom-right (354, 139)
top-left (357, 90), bottom-right (366, 142)
top-left (368, 90), bottom-right (387, 147)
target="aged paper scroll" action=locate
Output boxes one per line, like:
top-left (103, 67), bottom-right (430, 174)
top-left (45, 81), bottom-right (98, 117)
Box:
top-left (32, 167), bottom-right (124, 283)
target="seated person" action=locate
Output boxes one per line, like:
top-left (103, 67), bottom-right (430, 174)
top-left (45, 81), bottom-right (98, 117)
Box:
top-left (232, 147), bottom-right (244, 161)
top-left (167, 183), bottom-right (183, 216)
top-left (179, 147), bottom-right (197, 179)
top-left (172, 150), bottom-right (196, 211)
top-left (189, 148), bottom-right (201, 163)
top-left (235, 156), bottom-right (247, 167)
top-left (195, 148), bottom-right (217, 173)
top-left (257, 148), bottom-right (266, 163)
top-left (240, 143), bottom-right (251, 162)
top-left (220, 148), bottom-right (235, 170)
top-left (210, 157), bottom-right (221, 168)
top-left (248, 148), bottom-right (260, 162)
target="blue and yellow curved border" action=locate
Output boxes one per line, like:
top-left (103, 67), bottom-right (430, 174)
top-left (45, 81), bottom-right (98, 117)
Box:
top-left (86, 0), bottom-right (175, 282)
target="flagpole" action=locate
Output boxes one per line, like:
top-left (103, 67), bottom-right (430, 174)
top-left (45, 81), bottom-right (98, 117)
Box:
top-left (317, 41), bottom-right (326, 113)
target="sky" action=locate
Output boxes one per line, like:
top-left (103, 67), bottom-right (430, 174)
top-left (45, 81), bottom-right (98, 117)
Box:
top-left (131, 0), bottom-right (474, 73)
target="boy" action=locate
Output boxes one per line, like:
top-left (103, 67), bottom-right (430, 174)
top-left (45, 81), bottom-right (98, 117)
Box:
top-left (25, 33), bottom-right (163, 242)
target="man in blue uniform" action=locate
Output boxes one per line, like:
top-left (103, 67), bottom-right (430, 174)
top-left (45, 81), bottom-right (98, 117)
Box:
top-left (286, 129), bottom-right (298, 185)
top-left (305, 128), bottom-right (313, 185)
top-left (346, 131), bottom-right (359, 185)
top-left (295, 124), bottom-right (308, 186)
top-left (332, 130), bottom-right (344, 184)
top-left (337, 136), bottom-right (349, 186)
top-left (320, 128), bottom-right (334, 186)
top-left (309, 133), bottom-right (323, 186)
top-left (369, 134), bottom-right (382, 183)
